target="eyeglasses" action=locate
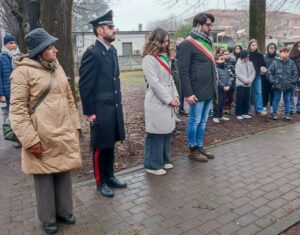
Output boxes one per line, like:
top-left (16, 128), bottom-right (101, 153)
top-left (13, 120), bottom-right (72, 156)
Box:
top-left (269, 47), bottom-right (276, 49)
top-left (204, 23), bottom-right (213, 28)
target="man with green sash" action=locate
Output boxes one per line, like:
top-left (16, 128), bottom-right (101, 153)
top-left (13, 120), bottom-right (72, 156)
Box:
top-left (178, 12), bottom-right (217, 162)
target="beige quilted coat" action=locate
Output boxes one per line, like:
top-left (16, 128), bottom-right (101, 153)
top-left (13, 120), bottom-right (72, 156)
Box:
top-left (9, 58), bottom-right (82, 174)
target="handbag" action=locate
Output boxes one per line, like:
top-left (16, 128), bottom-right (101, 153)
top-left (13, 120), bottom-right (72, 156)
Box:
top-left (3, 118), bottom-right (18, 142)
top-left (2, 72), bottom-right (55, 142)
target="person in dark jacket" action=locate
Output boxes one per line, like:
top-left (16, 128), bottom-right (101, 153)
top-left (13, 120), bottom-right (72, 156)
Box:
top-left (178, 12), bottom-right (217, 162)
top-left (233, 45), bottom-right (242, 60)
top-left (0, 33), bottom-right (22, 148)
top-left (79, 10), bottom-right (127, 198)
top-left (170, 43), bottom-right (182, 121)
top-left (213, 53), bottom-right (231, 123)
top-left (223, 49), bottom-right (237, 113)
top-left (175, 37), bottom-right (188, 116)
top-left (263, 43), bottom-right (279, 111)
top-left (268, 47), bottom-right (298, 120)
top-left (289, 41), bottom-right (300, 113)
top-left (247, 39), bottom-right (267, 116)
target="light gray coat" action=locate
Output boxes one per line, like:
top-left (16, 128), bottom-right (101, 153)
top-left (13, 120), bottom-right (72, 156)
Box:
top-left (142, 55), bottom-right (178, 134)
top-left (235, 58), bottom-right (256, 87)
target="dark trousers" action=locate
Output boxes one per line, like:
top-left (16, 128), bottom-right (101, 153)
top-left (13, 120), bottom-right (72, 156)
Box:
top-left (225, 89), bottom-right (235, 108)
top-left (144, 133), bottom-right (171, 170)
top-left (93, 147), bottom-right (115, 186)
top-left (179, 91), bottom-right (185, 111)
top-left (262, 77), bottom-right (273, 107)
top-left (235, 86), bottom-right (251, 116)
top-left (33, 171), bottom-right (73, 224)
top-left (214, 89), bottom-right (226, 118)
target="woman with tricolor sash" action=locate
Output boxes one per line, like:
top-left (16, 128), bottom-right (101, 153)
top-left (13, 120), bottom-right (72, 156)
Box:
top-left (142, 28), bottom-right (180, 176)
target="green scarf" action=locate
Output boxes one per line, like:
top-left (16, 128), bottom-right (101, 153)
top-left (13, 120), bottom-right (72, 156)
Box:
top-left (38, 58), bottom-right (57, 72)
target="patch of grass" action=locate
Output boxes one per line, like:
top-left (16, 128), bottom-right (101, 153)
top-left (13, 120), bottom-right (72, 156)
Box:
top-left (120, 70), bottom-right (145, 86)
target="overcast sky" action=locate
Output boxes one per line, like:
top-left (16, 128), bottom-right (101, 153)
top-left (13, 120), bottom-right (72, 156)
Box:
top-left (111, 0), bottom-right (298, 31)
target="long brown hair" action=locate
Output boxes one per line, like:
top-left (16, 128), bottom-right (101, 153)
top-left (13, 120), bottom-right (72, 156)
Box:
top-left (289, 41), bottom-right (300, 59)
top-left (247, 39), bottom-right (260, 52)
top-left (143, 28), bottom-right (170, 57)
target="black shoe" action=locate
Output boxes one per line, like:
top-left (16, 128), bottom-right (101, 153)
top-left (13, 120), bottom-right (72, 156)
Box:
top-left (43, 223), bottom-right (58, 234)
top-left (106, 177), bottom-right (127, 188)
top-left (97, 183), bottom-right (114, 197)
top-left (56, 214), bottom-right (76, 224)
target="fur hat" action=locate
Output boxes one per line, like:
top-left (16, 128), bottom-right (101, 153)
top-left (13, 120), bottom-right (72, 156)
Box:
top-left (25, 28), bottom-right (58, 59)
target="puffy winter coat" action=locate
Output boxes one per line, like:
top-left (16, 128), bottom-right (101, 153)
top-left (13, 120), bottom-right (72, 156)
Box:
top-left (268, 58), bottom-right (298, 91)
top-left (9, 58), bottom-right (82, 174)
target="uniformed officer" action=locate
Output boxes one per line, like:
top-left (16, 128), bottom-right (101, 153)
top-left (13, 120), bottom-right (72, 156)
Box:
top-left (79, 10), bottom-right (127, 198)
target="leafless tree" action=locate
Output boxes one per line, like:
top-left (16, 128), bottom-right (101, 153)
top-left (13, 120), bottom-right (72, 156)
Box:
top-left (73, 0), bottom-right (109, 32)
top-left (146, 14), bottom-right (184, 31)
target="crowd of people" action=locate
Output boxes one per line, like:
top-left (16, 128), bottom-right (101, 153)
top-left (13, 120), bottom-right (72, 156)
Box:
top-left (1, 8), bottom-right (300, 234)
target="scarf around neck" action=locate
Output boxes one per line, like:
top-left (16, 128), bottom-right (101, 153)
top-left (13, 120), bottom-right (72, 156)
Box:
top-left (1, 46), bottom-right (21, 68)
top-left (190, 28), bottom-right (213, 47)
top-left (38, 58), bottom-right (58, 72)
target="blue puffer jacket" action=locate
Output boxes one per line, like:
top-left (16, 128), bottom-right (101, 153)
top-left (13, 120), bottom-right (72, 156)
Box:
top-left (0, 53), bottom-right (13, 98)
top-left (268, 58), bottom-right (298, 91)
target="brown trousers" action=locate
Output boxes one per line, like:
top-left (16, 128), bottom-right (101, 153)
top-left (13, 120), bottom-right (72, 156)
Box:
top-left (33, 171), bottom-right (73, 224)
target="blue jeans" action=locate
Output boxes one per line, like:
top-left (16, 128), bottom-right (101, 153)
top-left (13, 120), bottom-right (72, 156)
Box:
top-left (251, 75), bottom-right (264, 113)
top-left (272, 89), bottom-right (292, 114)
top-left (297, 93), bottom-right (300, 112)
top-left (290, 88), bottom-right (300, 112)
top-left (187, 100), bottom-right (212, 148)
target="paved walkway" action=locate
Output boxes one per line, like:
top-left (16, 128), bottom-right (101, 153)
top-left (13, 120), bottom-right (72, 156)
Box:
top-left (2, 124), bottom-right (300, 235)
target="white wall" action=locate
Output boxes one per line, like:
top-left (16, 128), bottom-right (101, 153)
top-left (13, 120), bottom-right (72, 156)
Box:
top-left (114, 33), bottom-right (147, 55)
top-left (74, 31), bottom-right (148, 59)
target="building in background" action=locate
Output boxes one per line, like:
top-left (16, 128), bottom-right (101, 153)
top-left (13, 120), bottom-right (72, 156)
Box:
top-left (185, 9), bottom-right (300, 48)
top-left (73, 27), bottom-right (150, 71)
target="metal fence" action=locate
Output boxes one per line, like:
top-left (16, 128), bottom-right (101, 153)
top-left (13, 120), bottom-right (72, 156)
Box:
top-left (118, 55), bottom-right (142, 71)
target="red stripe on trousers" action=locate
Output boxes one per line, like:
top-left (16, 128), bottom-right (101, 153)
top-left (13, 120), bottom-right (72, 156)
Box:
top-left (93, 148), bottom-right (101, 185)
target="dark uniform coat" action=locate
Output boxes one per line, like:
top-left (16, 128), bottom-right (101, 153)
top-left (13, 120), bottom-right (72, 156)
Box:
top-left (79, 40), bottom-right (125, 148)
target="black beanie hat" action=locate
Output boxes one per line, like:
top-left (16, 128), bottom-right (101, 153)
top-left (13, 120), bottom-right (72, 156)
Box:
top-left (240, 50), bottom-right (250, 59)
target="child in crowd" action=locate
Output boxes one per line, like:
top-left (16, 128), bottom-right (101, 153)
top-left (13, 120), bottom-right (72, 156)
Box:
top-left (223, 49), bottom-right (236, 114)
top-left (170, 43), bottom-right (182, 122)
top-left (235, 50), bottom-right (255, 120)
top-left (213, 54), bottom-right (231, 123)
top-left (268, 47), bottom-right (298, 120)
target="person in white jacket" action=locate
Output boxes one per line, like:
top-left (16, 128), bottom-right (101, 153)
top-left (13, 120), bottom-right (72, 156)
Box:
top-left (142, 28), bottom-right (180, 175)
top-left (235, 50), bottom-right (256, 119)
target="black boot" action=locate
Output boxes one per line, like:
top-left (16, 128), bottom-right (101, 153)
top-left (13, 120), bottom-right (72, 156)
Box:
top-left (97, 182), bottom-right (114, 197)
top-left (56, 214), bottom-right (76, 224)
top-left (43, 223), bottom-right (58, 234)
top-left (106, 176), bottom-right (127, 188)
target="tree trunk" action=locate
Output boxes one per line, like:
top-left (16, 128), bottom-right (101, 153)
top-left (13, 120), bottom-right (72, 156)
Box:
top-left (249, 0), bottom-right (266, 53)
top-left (40, 0), bottom-right (75, 95)
top-left (27, 0), bottom-right (41, 30)
top-left (14, 0), bottom-right (28, 52)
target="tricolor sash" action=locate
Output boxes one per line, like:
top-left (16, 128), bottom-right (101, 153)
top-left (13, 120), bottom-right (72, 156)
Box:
top-left (154, 54), bottom-right (171, 74)
top-left (186, 36), bottom-right (215, 64)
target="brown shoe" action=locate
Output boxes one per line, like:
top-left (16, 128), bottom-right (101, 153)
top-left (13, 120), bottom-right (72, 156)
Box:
top-left (188, 148), bottom-right (208, 162)
top-left (198, 147), bottom-right (215, 159)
